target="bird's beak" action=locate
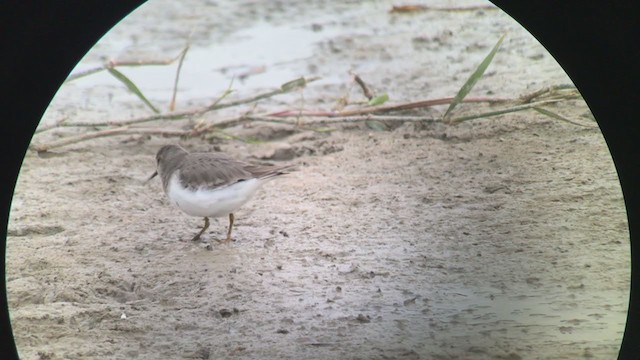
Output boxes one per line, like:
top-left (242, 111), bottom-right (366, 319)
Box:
top-left (144, 171), bottom-right (158, 184)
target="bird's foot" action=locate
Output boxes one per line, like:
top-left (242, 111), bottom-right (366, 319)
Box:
top-left (217, 236), bottom-right (234, 244)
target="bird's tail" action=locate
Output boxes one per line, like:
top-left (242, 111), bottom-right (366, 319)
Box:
top-left (249, 163), bottom-right (298, 180)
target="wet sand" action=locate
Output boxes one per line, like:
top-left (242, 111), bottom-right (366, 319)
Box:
top-left (7, 1), bottom-right (628, 358)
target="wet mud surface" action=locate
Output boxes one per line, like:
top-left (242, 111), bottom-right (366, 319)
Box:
top-left (7, 1), bottom-right (629, 359)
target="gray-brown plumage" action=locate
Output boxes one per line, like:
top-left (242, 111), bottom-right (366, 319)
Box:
top-left (147, 144), bottom-right (295, 243)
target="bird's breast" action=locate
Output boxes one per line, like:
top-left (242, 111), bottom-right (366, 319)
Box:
top-left (166, 172), bottom-right (264, 217)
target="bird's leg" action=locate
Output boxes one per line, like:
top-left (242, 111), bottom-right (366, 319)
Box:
top-left (191, 217), bottom-right (210, 242)
top-left (219, 213), bottom-right (235, 244)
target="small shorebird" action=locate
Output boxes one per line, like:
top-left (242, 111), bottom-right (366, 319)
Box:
top-left (147, 144), bottom-right (295, 243)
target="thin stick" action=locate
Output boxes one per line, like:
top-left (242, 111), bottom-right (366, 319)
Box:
top-left (241, 114), bottom-right (440, 125)
top-left (448, 99), bottom-right (565, 124)
top-left (32, 82), bottom-right (585, 151)
top-left (34, 116), bottom-right (68, 134)
top-left (30, 100), bottom-right (590, 152)
top-left (202, 76), bottom-right (320, 112)
top-left (533, 106), bottom-right (597, 128)
top-left (169, 42), bottom-right (191, 111)
top-left (519, 84), bottom-right (579, 103)
top-left (65, 52), bottom-right (186, 83)
top-left (268, 96), bottom-right (510, 118)
top-left (30, 126), bottom-right (190, 152)
top-left (352, 73), bottom-right (374, 100)
top-left (35, 76), bottom-right (320, 132)
top-left (333, 75), bottom-right (355, 111)
top-left (390, 4), bottom-right (497, 13)
top-left (204, 77), bottom-right (235, 111)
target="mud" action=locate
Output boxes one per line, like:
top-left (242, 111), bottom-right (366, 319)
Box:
top-left (7, 0), bottom-right (629, 359)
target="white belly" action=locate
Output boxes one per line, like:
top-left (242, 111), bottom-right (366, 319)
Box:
top-left (166, 173), bottom-right (263, 218)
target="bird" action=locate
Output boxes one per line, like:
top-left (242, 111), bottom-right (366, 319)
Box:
top-left (146, 144), bottom-right (295, 243)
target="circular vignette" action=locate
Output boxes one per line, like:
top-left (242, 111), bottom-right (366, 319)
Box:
top-left (1, 1), bottom-right (639, 359)
top-left (490, 1), bottom-right (640, 358)
top-left (0, 1), bottom-right (146, 358)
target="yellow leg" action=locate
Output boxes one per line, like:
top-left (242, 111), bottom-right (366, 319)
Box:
top-left (191, 217), bottom-right (209, 242)
top-left (219, 213), bottom-right (235, 244)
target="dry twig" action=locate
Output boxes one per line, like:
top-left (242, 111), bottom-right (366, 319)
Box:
top-left (353, 73), bottom-right (375, 100)
top-left (30, 126), bottom-right (192, 153)
top-left (33, 71), bottom-right (587, 152)
top-left (35, 77), bottom-right (320, 133)
top-left (169, 42), bottom-right (191, 111)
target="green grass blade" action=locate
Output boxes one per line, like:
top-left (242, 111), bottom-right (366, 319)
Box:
top-left (170, 43), bottom-right (191, 111)
top-left (65, 67), bottom-right (105, 83)
top-left (365, 119), bottom-right (389, 131)
top-left (368, 93), bottom-right (389, 106)
top-left (280, 77), bottom-right (308, 92)
top-left (443, 34), bottom-right (505, 120)
top-left (107, 67), bottom-right (160, 114)
top-left (447, 100), bottom-right (597, 129)
top-left (310, 127), bottom-right (336, 133)
top-left (449, 99), bottom-right (559, 123)
top-left (533, 107), bottom-right (596, 128)
top-left (450, 105), bottom-right (529, 123)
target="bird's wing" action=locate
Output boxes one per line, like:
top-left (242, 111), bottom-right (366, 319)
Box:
top-left (244, 163), bottom-right (297, 179)
top-left (177, 153), bottom-right (254, 190)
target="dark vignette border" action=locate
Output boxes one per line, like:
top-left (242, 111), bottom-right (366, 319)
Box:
top-left (0, 2), bottom-right (146, 358)
top-left (489, 2), bottom-right (640, 358)
top-left (0, 1), bottom-right (638, 359)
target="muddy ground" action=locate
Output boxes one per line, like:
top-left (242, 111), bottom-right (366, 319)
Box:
top-left (6, 0), bottom-right (630, 359)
